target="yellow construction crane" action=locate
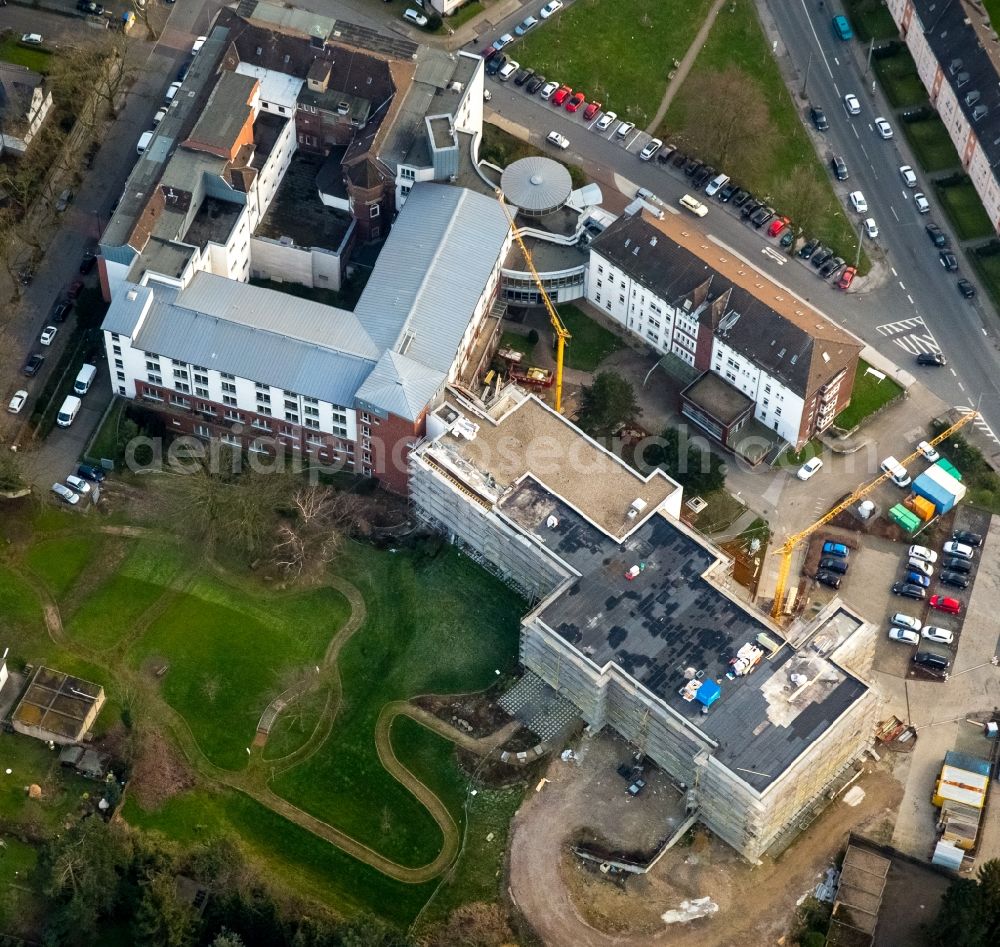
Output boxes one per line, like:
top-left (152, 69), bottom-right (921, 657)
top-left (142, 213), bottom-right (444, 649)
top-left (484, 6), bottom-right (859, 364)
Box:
top-left (770, 411), bottom-right (979, 619)
top-left (494, 189), bottom-right (571, 413)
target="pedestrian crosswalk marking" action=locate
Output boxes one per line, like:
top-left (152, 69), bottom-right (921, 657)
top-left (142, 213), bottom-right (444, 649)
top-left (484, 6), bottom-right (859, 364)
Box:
top-left (955, 406), bottom-right (1000, 446)
top-left (875, 316), bottom-right (941, 356)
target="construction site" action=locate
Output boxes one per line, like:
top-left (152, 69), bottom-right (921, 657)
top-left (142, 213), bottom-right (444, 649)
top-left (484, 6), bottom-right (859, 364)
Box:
top-left (410, 387), bottom-right (880, 862)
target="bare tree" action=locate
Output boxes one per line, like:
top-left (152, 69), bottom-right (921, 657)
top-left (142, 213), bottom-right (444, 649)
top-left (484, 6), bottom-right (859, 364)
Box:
top-left (270, 486), bottom-right (357, 578)
top-left (777, 165), bottom-right (835, 238)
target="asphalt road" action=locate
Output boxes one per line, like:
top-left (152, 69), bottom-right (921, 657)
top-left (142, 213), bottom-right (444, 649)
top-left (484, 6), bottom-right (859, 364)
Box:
top-left (479, 1), bottom-right (1000, 449)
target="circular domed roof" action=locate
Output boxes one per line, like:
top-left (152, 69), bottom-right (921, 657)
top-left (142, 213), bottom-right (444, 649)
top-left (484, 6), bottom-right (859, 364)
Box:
top-left (501, 156), bottom-right (573, 215)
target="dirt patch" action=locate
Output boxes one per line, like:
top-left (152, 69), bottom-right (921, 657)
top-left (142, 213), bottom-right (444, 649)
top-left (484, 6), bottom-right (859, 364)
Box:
top-left (129, 729), bottom-right (194, 810)
top-left (413, 689), bottom-right (514, 739)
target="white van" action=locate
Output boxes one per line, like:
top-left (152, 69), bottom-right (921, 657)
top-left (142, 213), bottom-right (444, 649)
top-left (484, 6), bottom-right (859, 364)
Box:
top-left (137, 131), bottom-right (154, 156)
top-left (57, 395), bottom-right (82, 428)
top-left (679, 193), bottom-right (708, 217)
top-left (74, 364), bottom-right (97, 396)
top-left (880, 456), bottom-right (911, 488)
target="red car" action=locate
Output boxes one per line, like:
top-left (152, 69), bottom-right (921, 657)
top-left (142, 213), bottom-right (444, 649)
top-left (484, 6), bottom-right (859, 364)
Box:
top-left (551, 85), bottom-right (572, 106)
top-left (481, 47), bottom-right (496, 60)
top-left (767, 216), bottom-right (790, 238)
top-left (565, 91), bottom-right (586, 112)
top-left (583, 101), bottom-right (601, 121)
top-left (837, 266), bottom-right (857, 290)
top-left (929, 594), bottom-right (961, 615)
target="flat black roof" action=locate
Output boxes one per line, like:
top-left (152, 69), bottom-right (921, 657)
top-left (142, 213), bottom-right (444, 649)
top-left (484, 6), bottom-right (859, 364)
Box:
top-left (503, 477), bottom-right (868, 791)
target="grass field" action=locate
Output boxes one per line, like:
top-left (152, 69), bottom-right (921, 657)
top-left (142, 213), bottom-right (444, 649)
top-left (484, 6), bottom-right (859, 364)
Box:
top-left (833, 360), bottom-right (904, 431)
top-left (662, 0), bottom-right (865, 267)
top-left (903, 117), bottom-right (959, 174)
top-left (873, 50), bottom-right (927, 108)
top-left (480, 122), bottom-right (585, 188)
top-left (0, 38), bottom-right (52, 73)
top-left (559, 303), bottom-right (624, 372)
top-left (934, 179), bottom-right (994, 241)
top-left (261, 686), bottom-right (329, 761)
top-left (270, 545), bottom-right (522, 870)
top-left (24, 534), bottom-right (108, 599)
top-left (511, 0), bottom-right (714, 127)
top-left (843, 0), bottom-right (898, 41)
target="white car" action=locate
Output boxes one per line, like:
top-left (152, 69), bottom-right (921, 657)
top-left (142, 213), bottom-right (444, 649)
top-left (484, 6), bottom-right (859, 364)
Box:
top-left (796, 457), bottom-right (824, 481)
top-left (539, 0), bottom-right (563, 18)
top-left (849, 191), bottom-right (867, 213)
top-left (483, 88), bottom-right (492, 102)
top-left (515, 15), bottom-right (538, 35)
top-left (498, 59), bottom-right (519, 81)
top-left (191, 36), bottom-right (207, 55)
top-left (907, 558), bottom-right (933, 578)
top-left (899, 165), bottom-right (917, 188)
top-left (914, 192), bottom-right (930, 214)
top-left (639, 138), bottom-right (662, 161)
top-left (616, 121), bottom-right (636, 139)
top-left (65, 474), bottom-right (92, 495)
top-left (844, 93), bottom-right (861, 115)
top-left (595, 110), bottom-right (617, 131)
top-left (922, 626), bottom-right (955, 645)
top-left (40, 325), bottom-right (58, 346)
top-left (546, 130), bottom-right (570, 150)
top-left (864, 218), bottom-right (878, 239)
top-left (875, 116), bottom-right (893, 139)
top-left (51, 483), bottom-right (80, 506)
top-left (21, 34), bottom-right (44, 46)
top-left (908, 545), bottom-right (938, 564)
top-left (891, 613), bottom-right (921, 632)
top-left (540, 81), bottom-right (559, 100)
top-left (888, 627), bottom-right (919, 645)
top-left (492, 33), bottom-right (514, 50)
top-left (152, 107), bottom-right (167, 126)
top-left (942, 541), bottom-right (974, 560)
top-left (918, 440), bottom-right (940, 462)
top-left (165, 81), bottom-right (182, 102)
top-left (7, 390), bottom-right (28, 414)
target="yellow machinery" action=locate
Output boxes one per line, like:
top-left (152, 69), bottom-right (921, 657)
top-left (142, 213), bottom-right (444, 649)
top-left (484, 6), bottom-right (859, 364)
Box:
top-left (494, 189), bottom-right (571, 413)
top-left (770, 411), bottom-right (978, 619)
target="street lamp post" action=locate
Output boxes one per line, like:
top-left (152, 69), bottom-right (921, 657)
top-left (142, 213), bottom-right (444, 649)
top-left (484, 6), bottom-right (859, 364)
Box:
top-left (854, 219), bottom-right (866, 270)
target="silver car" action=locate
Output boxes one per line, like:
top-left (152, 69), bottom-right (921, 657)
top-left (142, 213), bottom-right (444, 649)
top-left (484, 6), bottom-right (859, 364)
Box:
top-left (51, 483), bottom-right (80, 505)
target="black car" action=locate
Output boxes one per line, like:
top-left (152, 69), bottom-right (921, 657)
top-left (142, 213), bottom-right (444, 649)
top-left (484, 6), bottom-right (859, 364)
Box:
top-left (926, 223), bottom-right (948, 248)
top-left (51, 300), bottom-right (72, 323)
top-left (526, 74), bottom-right (546, 94)
top-left (22, 354), bottom-right (45, 377)
top-left (730, 189), bottom-right (751, 207)
top-left (683, 158), bottom-right (703, 177)
top-left (79, 252), bottom-right (97, 275)
top-left (485, 55), bottom-right (506, 76)
top-left (819, 557), bottom-right (849, 575)
top-left (914, 651), bottom-right (950, 671)
top-left (177, 58), bottom-right (193, 82)
top-left (693, 165), bottom-right (716, 189)
top-left (514, 67), bottom-right (534, 86)
top-left (750, 205), bottom-right (774, 228)
top-left (820, 256), bottom-right (845, 278)
top-left (892, 582), bottom-right (926, 600)
top-left (741, 199), bottom-right (762, 219)
top-left (810, 105), bottom-right (829, 131)
top-left (939, 251), bottom-right (958, 272)
top-left (830, 156), bottom-right (848, 181)
top-left (672, 150), bottom-right (689, 168)
top-left (942, 556), bottom-right (972, 574)
top-left (798, 238), bottom-right (820, 259)
top-left (952, 529), bottom-right (983, 548)
top-left (77, 464), bottom-right (107, 483)
top-left (916, 352), bottom-right (947, 367)
top-left (940, 571), bottom-right (970, 589)
top-left (816, 570), bottom-right (842, 589)
top-left (957, 279), bottom-right (976, 298)
top-left (717, 182), bottom-right (737, 202)
top-left (811, 246), bottom-right (833, 268)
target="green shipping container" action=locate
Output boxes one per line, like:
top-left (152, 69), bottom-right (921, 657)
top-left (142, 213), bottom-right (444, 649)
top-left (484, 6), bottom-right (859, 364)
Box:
top-left (889, 505), bottom-right (921, 533)
top-left (936, 459), bottom-right (962, 481)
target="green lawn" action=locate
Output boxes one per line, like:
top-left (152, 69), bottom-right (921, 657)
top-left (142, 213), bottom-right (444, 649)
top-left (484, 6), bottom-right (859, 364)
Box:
top-left (971, 249), bottom-right (1000, 312)
top-left (85, 398), bottom-right (124, 466)
top-left (779, 438), bottom-right (823, 469)
top-left (833, 360), bottom-right (904, 431)
top-left (445, 0), bottom-right (483, 28)
top-left (690, 489), bottom-right (746, 534)
top-left (261, 686), bottom-right (329, 761)
top-left (903, 117), bottom-right (959, 174)
top-left (270, 545), bottom-right (522, 871)
top-left (0, 38), bottom-right (52, 73)
top-left (873, 50), bottom-right (927, 108)
top-left (559, 303), bottom-right (624, 372)
top-left (131, 579), bottom-right (350, 770)
top-left (843, 0), bottom-right (898, 41)
top-left (24, 534), bottom-right (109, 600)
top-left (498, 330), bottom-right (537, 358)
top-left (935, 179), bottom-right (994, 241)
top-left (480, 122), bottom-right (585, 188)
top-left (511, 0), bottom-right (714, 127)
top-left (662, 0), bottom-right (865, 269)
top-left (0, 567), bottom-right (46, 658)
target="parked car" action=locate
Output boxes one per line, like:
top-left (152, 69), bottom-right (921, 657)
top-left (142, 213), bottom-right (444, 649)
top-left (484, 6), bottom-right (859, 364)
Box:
top-left (717, 182), bottom-right (738, 202)
top-left (820, 256), bottom-right (846, 279)
top-left (952, 530), bottom-right (983, 547)
top-left (539, 80), bottom-right (559, 99)
top-left (940, 571), bottom-right (970, 589)
top-left (693, 165), bottom-right (716, 189)
top-left (616, 121), bottom-right (636, 138)
top-left (767, 216), bottom-right (790, 238)
top-left (22, 354), bottom-right (45, 377)
top-left (750, 205), bottom-right (774, 228)
top-left (811, 246), bottom-right (833, 267)
top-left (929, 595), bottom-right (961, 614)
top-left (914, 192), bottom-right (930, 213)
top-left (892, 582), bottom-right (926, 600)
top-left (539, 0), bottom-right (563, 17)
top-left (903, 571), bottom-right (930, 588)
top-left (39, 325), bottom-right (58, 346)
top-left (492, 33), bottom-right (514, 50)
top-left (810, 105), bottom-right (829, 131)
top-left (526, 74), bottom-right (547, 94)
top-left (191, 35), bottom-right (207, 54)
top-left (79, 252), bottom-right (97, 275)
top-left (844, 93), bottom-right (861, 115)
top-left (889, 628), bottom-right (920, 645)
top-left (822, 541), bottom-right (849, 558)
top-left (565, 91), bottom-right (586, 112)
top-left (65, 475), bottom-right (92, 496)
top-left (741, 199), bottom-right (762, 218)
top-left (917, 440), bottom-right (940, 462)
top-left (77, 464), bottom-right (107, 483)
top-left (515, 15), bottom-right (538, 34)
top-left (21, 34), bottom-right (44, 47)
top-left (926, 223), bottom-right (948, 247)
top-left (513, 67), bottom-right (534, 86)
top-left (551, 85), bottom-right (572, 106)
top-left (657, 145), bottom-right (678, 165)
top-left (583, 101), bottom-right (601, 121)
top-left (546, 131), bottom-right (570, 150)
top-left (891, 613), bottom-right (921, 632)
top-left (797, 457), bottom-right (823, 480)
top-left (939, 251), bottom-right (958, 272)
top-left (831, 155), bottom-right (849, 181)
top-left (957, 279), bottom-right (977, 299)
top-left (799, 238), bottom-right (820, 259)
top-left (874, 116), bottom-right (893, 139)
top-left (672, 151), bottom-right (690, 168)
top-left (498, 60), bottom-right (519, 81)
top-left (899, 165), bottom-right (918, 188)
top-left (639, 138), bottom-right (663, 160)
top-left (864, 218), bottom-right (878, 239)
top-left (832, 14), bottom-right (853, 40)
top-left (165, 81), bottom-right (182, 102)
top-left (730, 189), bottom-right (751, 207)
top-left (906, 557), bottom-right (933, 577)
top-left (942, 541), bottom-right (974, 560)
top-left (485, 54), bottom-right (504, 75)
top-left (942, 557), bottom-right (972, 575)
top-left (916, 352), bottom-right (946, 367)
top-left (816, 570), bottom-right (842, 589)
top-left (849, 191), bottom-right (867, 213)
top-left (909, 545), bottom-right (938, 563)
top-left (914, 651), bottom-right (950, 671)
top-left (7, 390), bottom-right (28, 414)
top-left (595, 110), bottom-right (616, 130)
top-left (51, 483), bottom-right (80, 506)
top-left (819, 557), bottom-right (849, 575)
top-left (51, 301), bottom-right (72, 323)
top-left (837, 266), bottom-right (857, 290)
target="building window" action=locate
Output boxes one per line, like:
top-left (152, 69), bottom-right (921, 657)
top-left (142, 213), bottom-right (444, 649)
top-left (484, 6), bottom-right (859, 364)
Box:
top-left (596, 280), bottom-right (603, 288)
top-left (257, 392), bottom-right (271, 404)
top-left (147, 373), bottom-right (162, 385)
top-left (595, 293), bottom-right (601, 304)
top-left (194, 373), bottom-right (208, 386)
top-left (285, 411), bottom-right (300, 424)
top-left (113, 345), bottom-right (122, 356)
top-left (197, 403), bottom-right (215, 416)
top-left (116, 371), bottom-right (125, 381)
top-left (170, 394), bottom-right (190, 407)
top-left (111, 333), bottom-right (120, 342)
top-left (256, 404), bottom-right (272, 416)
top-left (619, 295), bottom-right (625, 304)
top-left (224, 410), bottom-right (243, 422)
top-left (142, 386), bottom-right (163, 401)
top-left (252, 418), bottom-right (272, 431)
top-left (115, 359), bottom-right (124, 369)
top-left (220, 372), bottom-right (235, 380)
top-left (223, 394), bottom-right (237, 407)
top-left (304, 405), bottom-right (319, 418)
top-left (146, 360), bottom-right (160, 372)
top-left (401, 167), bottom-right (416, 181)
top-left (369, 203), bottom-right (380, 218)
top-left (305, 417), bottom-right (320, 430)
top-left (222, 381), bottom-right (237, 394)
top-left (195, 424), bottom-right (210, 438)
top-left (174, 381), bottom-right (190, 393)
top-left (196, 386), bottom-right (209, 398)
